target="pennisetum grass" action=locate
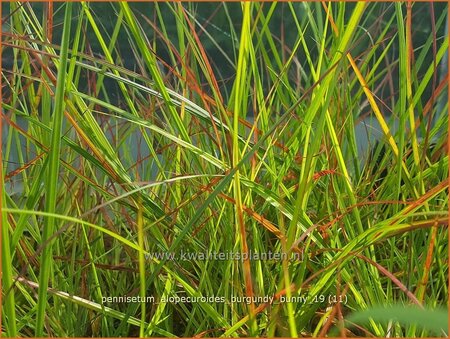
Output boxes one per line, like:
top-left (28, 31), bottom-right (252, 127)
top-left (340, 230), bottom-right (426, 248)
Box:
top-left (1, 2), bottom-right (448, 337)
top-left (35, 2), bottom-right (73, 336)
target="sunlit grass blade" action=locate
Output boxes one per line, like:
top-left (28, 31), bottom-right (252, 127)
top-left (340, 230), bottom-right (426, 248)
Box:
top-left (35, 3), bottom-right (73, 336)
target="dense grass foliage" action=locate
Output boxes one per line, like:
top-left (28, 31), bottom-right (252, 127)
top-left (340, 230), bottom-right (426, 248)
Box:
top-left (2, 2), bottom-right (448, 337)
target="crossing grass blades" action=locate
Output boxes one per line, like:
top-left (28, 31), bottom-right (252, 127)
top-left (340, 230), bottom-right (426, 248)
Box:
top-left (1, 2), bottom-right (449, 337)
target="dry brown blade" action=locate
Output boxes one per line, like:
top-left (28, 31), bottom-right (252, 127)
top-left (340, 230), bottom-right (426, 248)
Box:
top-left (289, 196), bottom-right (418, 255)
top-left (194, 327), bottom-right (226, 338)
top-left (199, 183), bottom-right (285, 240)
top-left (5, 152), bottom-right (45, 180)
top-left (415, 222), bottom-right (438, 302)
top-left (237, 205), bottom-right (256, 316)
top-left (355, 253), bottom-right (423, 308)
top-left (391, 180), bottom-right (448, 224)
top-left (312, 168), bottom-right (339, 181)
top-left (318, 301), bottom-right (339, 337)
top-left (17, 235), bottom-right (40, 267)
top-left (242, 205), bottom-right (285, 242)
top-left (63, 111), bottom-right (122, 183)
top-left (45, 2), bottom-right (53, 44)
top-left (2, 114), bottom-right (48, 179)
top-left (337, 281), bottom-right (349, 337)
top-left (290, 221), bottom-right (325, 254)
top-left (191, 208), bottom-right (217, 239)
top-left (179, 5), bottom-right (223, 104)
top-left (249, 283), bottom-right (296, 318)
top-left (417, 74), bottom-right (448, 130)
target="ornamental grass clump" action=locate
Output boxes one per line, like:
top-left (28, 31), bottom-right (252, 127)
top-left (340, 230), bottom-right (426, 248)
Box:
top-left (1, 2), bottom-right (448, 337)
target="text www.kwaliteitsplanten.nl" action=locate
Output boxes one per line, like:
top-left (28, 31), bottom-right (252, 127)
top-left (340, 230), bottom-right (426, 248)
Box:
top-left (144, 250), bottom-right (303, 262)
